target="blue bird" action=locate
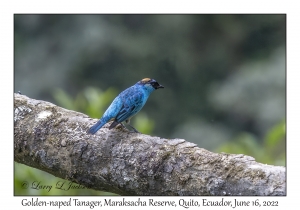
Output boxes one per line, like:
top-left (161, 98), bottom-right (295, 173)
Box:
top-left (88, 78), bottom-right (164, 134)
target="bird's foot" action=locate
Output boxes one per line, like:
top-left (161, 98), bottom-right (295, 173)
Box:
top-left (120, 123), bottom-right (140, 133)
top-left (127, 124), bottom-right (141, 134)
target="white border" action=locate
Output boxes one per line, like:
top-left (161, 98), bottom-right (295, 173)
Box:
top-left (2, 0), bottom-right (299, 208)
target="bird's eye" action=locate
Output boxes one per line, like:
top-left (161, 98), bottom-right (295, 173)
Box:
top-left (151, 82), bottom-right (157, 87)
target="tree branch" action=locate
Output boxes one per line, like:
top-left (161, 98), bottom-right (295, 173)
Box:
top-left (14, 93), bottom-right (286, 196)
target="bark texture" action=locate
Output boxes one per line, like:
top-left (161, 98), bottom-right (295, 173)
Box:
top-left (14, 93), bottom-right (286, 196)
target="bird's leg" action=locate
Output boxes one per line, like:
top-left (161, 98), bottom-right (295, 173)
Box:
top-left (120, 122), bottom-right (130, 132)
top-left (125, 119), bottom-right (140, 133)
top-left (119, 122), bottom-right (140, 133)
top-left (127, 124), bottom-right (141, 133)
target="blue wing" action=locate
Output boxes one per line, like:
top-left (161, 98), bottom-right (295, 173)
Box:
top-left (115, 88), bottom-right (145, 123)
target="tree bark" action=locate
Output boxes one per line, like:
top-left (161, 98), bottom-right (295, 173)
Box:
top-left (14, 93), bottom-right (286, 196)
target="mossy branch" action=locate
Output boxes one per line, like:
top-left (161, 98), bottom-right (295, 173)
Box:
top-left (14, 93), bottom-right (286, 196)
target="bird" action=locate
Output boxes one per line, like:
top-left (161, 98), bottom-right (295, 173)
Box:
top-left (87, 78), bottom-right (164, 134)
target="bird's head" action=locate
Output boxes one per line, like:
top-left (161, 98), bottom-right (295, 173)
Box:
top-left (137, 78), bottom-right (164, 91)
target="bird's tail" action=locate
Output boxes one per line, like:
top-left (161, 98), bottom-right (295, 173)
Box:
top-left (87, 118), bottom-right (106, 134)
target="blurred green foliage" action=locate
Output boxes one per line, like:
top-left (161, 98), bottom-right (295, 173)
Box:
top-left (53, 87), bottom-right (117, 118)
top-left (216, 120), bottom-right (285, 166)
top-left (14, 14), bottom-right (286, 140)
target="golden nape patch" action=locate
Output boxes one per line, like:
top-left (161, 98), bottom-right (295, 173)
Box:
top-left (141, 78), bottom-right (151, 83)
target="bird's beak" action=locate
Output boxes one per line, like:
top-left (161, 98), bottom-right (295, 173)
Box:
top-left (157, 85), bottom-right (164, 89)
